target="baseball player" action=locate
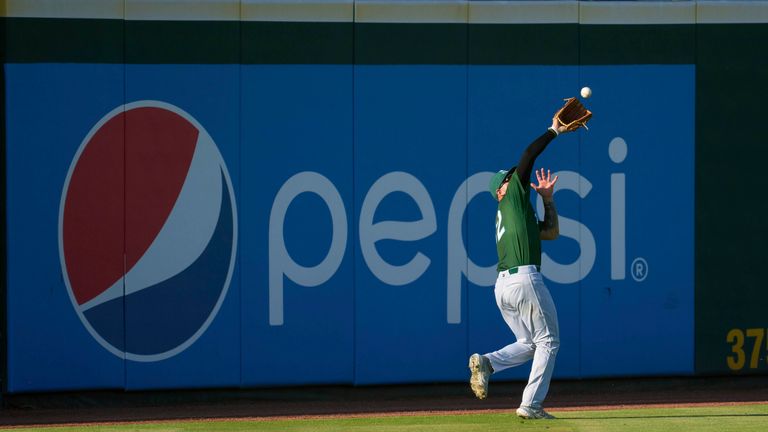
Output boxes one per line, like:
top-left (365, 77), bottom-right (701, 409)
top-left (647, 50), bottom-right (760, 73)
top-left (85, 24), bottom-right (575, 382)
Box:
top-left (468, 112), bottom-right (573, 420)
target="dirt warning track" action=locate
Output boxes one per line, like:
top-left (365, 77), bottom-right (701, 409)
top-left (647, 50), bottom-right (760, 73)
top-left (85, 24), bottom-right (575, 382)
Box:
top-left (2, 375), bottom-right (766, 428)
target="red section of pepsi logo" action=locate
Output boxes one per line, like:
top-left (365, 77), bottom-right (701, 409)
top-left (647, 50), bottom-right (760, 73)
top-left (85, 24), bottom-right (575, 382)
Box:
top-left (64, 107), bottom-right (198, 306)
top-left (125, 107), bottom-right (198, 274)
top-left (63, 113), bottom-right (125, 305)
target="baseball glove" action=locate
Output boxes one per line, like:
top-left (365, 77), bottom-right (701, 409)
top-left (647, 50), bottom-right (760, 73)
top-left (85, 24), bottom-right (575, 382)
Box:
top-left (555, 97), bottom-right (592, 131)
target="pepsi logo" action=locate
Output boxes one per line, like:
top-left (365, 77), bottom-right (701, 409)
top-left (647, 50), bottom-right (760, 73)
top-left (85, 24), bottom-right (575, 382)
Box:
top-left (58, 101), bottom-right (237, 362)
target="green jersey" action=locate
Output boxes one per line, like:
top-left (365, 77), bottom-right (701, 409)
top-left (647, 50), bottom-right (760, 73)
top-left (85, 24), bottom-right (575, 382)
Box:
top-left (495, 171), bottom-right (541, 272)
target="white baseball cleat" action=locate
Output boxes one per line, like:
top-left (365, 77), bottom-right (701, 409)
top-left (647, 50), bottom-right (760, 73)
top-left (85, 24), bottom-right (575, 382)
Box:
top-left (468, 353), bottom-right (493, 400)
top-left (516, 406), bottom-right (556, 420)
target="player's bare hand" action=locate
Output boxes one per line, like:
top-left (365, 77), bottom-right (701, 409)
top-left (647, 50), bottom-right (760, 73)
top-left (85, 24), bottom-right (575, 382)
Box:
top-left (551, 117), bottom-right (569, 134)
top-left (530, 168), bottom-right (558, 200)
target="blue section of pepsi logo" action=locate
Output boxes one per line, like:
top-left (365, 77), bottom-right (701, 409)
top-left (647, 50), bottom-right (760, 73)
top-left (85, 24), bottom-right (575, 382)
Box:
top-left (124, 173), bottom-right (233, 356)
top-left (83, 297), bottom-right (126, 353)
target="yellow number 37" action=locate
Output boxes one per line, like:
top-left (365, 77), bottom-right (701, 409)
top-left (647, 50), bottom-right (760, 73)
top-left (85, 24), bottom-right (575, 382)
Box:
top-left (727, 328), bottom-right (766, 371)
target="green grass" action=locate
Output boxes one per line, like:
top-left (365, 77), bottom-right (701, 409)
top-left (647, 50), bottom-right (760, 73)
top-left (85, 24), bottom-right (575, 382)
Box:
top-left (6, 404), bottom-right (768, 432)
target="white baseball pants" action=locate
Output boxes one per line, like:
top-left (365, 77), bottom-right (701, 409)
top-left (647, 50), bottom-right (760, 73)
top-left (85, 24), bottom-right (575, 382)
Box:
top-left (485, 265), bottom-right (560, 409)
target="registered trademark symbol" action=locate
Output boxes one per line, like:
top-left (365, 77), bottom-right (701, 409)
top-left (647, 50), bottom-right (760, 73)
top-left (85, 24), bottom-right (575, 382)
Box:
top-left (631, 257), bottom-right (648, 282)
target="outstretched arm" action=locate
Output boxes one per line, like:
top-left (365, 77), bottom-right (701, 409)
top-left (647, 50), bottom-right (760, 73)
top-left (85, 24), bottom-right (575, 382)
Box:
top-left (514, 117), bottom-right (569, 186)
top-left (531, 168), bottom-right (560, 240)
top-left (515, 129), bottom-right (556, 187)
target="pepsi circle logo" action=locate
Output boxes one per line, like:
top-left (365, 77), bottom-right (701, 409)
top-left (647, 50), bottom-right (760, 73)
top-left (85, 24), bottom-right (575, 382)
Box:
top-left (59, 101), bottom-right (237, 362)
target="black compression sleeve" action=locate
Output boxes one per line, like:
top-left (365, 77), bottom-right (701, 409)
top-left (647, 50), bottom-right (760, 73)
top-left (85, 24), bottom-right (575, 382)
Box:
top-left (515, 129), bottom-right (557, 186)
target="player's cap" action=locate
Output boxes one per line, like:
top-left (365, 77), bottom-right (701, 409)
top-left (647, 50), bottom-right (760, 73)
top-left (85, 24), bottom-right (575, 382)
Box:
top-left (488, 168), bottom-right (514, 198)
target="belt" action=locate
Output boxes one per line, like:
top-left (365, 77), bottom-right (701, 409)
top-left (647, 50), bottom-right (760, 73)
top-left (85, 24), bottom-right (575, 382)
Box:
top-left (498, 265), bottom-right (540, 277)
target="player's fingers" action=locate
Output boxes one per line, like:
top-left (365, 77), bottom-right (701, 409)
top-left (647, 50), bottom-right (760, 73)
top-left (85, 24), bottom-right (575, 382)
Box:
top-left (530, 183), bottom-right (537, 190)
top-left (552, 175), bottom-right (559, 184)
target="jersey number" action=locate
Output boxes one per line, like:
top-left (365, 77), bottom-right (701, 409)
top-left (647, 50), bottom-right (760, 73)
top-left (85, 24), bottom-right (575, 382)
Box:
top-left (495, 210), bottom-right (505, 243)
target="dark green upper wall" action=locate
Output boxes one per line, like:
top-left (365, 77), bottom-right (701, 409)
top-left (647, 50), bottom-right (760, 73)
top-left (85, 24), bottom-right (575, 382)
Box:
top-left (4, 18), bottom-right (125, 63)
top-left (695, 23), bottom-right (768, 375)
top-left (3, 18), bottom-right (692, 65)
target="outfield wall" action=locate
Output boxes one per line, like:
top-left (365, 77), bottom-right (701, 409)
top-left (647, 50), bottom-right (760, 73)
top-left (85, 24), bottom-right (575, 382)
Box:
top-left (1, 0), bottom-right (766, 393)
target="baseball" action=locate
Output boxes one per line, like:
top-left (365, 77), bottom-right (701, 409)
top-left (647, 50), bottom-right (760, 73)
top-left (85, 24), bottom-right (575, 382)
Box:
top-left (580, 86), bottom-right (592, 99)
